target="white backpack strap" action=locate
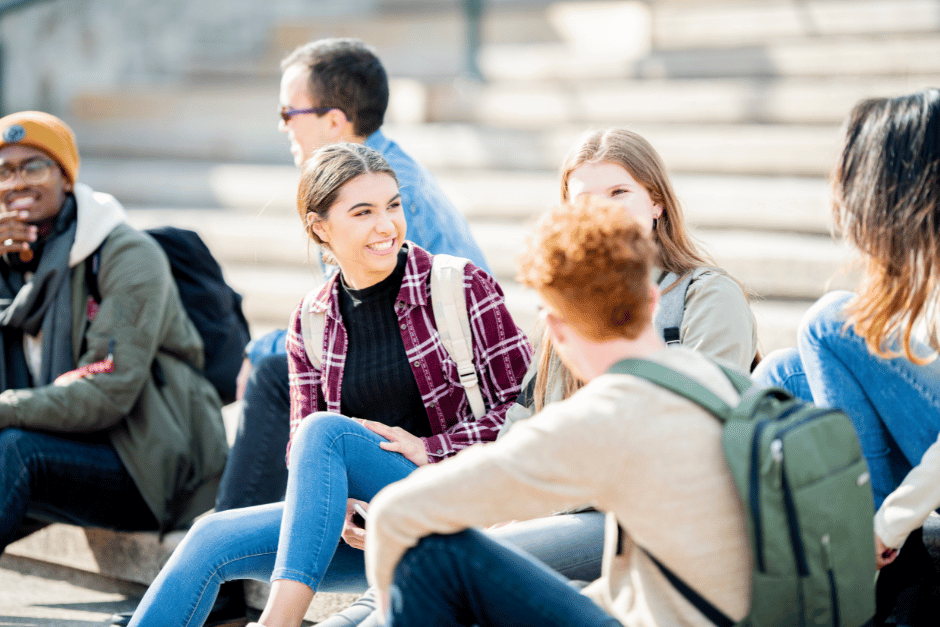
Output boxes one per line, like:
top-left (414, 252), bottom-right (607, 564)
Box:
top-left (299, 287), bottom-right (326, 370)
top-left (431, 255), bottom-right (486, 419)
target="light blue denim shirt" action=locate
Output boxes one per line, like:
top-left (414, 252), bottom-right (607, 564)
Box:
top-left (246, 129), bottom-right (491, 363)
top-left (365, 129), bottom-right (490, 274)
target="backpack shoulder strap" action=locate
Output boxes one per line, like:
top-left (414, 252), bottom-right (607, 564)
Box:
top-left (642, 548), bottom-right (735, 627)
top-left (607, 358), bottom-right (734, 422)
top-left (299, 287), bottom-right (326, 370)
top-left (654, 271), bottom-right (695, 345)
top-left (430, 254), bottom-right (486, 419)
top-left (83, 241), bottom-right (106, 304)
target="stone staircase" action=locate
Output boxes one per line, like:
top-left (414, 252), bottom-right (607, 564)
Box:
top-left (10, 0), bottom-right (940, 620)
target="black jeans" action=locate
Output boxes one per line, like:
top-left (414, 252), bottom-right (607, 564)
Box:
top-left (0, 427), bottom-right (156, 552)
top-left (215, 353), bottom-right (291, 512)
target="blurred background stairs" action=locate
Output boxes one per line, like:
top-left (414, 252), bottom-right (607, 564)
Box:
top-left (35, 0), bottom-right (936, 356)
top-left (3, 0), bottom-right (940, 619)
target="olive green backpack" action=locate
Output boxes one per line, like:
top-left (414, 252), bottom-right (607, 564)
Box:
top-left (609, 358), bottom-right (876, 627)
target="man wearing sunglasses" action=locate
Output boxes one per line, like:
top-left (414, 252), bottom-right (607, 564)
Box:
top-left (277, 37), bottom-right (487, 269)
top-left (0, 112), bottom-right (228, 559)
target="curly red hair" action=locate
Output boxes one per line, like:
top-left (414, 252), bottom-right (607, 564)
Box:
top-left (517, 196), bottom-right (657, 342)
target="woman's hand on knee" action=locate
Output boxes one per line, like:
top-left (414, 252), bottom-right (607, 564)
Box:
top-left (343, 498), bottom-right (368, 550)
top-left (360, 420), bottom-right (429, 467)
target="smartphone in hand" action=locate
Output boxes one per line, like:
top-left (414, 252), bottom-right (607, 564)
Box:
top-left (352, 502), bottom-right (369, 528)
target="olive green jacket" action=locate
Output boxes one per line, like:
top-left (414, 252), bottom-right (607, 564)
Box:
top-left (0, 184), bottom-right (228, 531)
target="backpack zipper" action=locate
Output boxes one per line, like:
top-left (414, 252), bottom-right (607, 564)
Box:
top-left (770, 408), bottom-right (843, 578)
top-left (750, 418), bottom-right (771, 572)
top-left (821, 534), bottom-right (840, 627)
top-left (749, 403), bottom-right (802, 573)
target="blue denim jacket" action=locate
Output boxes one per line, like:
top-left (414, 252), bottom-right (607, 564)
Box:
top-left (246, 129), bottom-right (490, 364)
top-left (365, 129), bottom-right (489, 273)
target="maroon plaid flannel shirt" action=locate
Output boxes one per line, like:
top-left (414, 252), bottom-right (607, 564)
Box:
top-left (286, 244), bottom-right (532, 464)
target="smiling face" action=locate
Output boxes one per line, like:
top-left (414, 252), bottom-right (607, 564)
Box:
top-left (0, 144), bottom-right (71, 224)
top-left (566, 161), bottom-right (661, 234)
top-left (309, 171), bottom-right (406, 289)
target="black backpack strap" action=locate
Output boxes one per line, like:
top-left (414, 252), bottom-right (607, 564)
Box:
top-left (642, 548), bottom-right (735, 627)
top-left (83, 242), bottom-right (105, 304)
top-left (608, 358), bottom-right (734, 422)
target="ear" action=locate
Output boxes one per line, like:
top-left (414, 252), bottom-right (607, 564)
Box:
top-left (544, 311), bottom-right (567, 345)
top-left (307, 212), bottom-right (330, 244)
top-left (325, 108), bottom-right (353, 140)
top-left (653, 204), bottom-right (663, 220)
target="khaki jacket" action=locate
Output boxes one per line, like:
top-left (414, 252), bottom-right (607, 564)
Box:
top-left (0, 185), bottom-right (227, 531)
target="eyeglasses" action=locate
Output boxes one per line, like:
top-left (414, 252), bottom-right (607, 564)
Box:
top-left (279, 106), bottom-right (337, 123)
top-left (0, 157), bottom-right (55, 186)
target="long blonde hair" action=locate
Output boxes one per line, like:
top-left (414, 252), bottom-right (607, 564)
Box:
top-left (560, 128), bottom-right (713, 276)
top-left (834, 89), bottom-right (940, 363)
top-left (533, 128), bottom-right (755, 407)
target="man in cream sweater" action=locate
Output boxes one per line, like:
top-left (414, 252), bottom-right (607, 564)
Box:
top-left (364, 196), bottom-right (752, 627)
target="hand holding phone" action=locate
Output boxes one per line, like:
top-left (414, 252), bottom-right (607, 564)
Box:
top-left (344, 500), bottom-right (369, 550)
top-left (353, 502), bottom-right (369, 527)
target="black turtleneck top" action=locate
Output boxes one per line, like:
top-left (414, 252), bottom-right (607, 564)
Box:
top-left (338, 248), bottom-right (430, 437)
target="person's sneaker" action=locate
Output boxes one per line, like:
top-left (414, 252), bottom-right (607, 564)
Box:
top-left (109, 580), bottom-right (255, 627)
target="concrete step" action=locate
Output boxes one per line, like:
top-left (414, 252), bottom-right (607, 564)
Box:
top-left (652, 0), bottom-right (940, 49)
top-left (481, 30), bottom-right (940, 82)
top-left (468, 75), bottom-right (940, 128)
top-left (71, 111), bottom-right (841, 176)
top-left (87, 159), bottom-right (834, 232)
top-left (382, 122), bottom-right (842, 176)
top-left (5, 524), bottom-right (362, 623)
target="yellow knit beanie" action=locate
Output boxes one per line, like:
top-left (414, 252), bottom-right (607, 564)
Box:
top-left (0, 111), bottom-right (80, 183)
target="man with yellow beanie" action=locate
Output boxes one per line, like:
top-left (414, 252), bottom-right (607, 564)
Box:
top-left (0, 111), bottom-right (228, 551)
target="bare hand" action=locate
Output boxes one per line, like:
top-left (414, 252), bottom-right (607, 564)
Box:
top-left (0, 210), bottom-right (36, 257)
top-left (875, 533), bottom-right (899, 569)
top-left (342, 498), bottom-right (368, 550)
top-left (360, 419), bottom-right (429, 467)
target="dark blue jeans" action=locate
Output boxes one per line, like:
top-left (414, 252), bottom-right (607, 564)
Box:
top-left (387, 529), bottom-right (622, 627)
top-left (0, 427), bottom-right (157, 552)
top-left (215, 353), bottom-right (291, 512)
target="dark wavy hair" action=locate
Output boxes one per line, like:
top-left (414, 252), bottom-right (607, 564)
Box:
top-left (834, 88), bottom-right (940, 363)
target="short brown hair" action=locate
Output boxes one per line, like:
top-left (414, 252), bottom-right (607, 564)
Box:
top-left (297, 142), bottom-right (397, 261)
top-left (517, 196), bottom-right (657, 342)
top-left (281, 38), bottom-right (388, 139)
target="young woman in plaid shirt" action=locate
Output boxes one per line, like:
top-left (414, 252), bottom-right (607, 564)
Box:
top-left (127, 144), bottom-right (532, 627)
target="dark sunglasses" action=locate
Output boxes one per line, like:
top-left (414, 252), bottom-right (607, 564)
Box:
top-left (0, 157), bottom-right (55, 185)
top-left (279, 106), bottom-right (339, 123)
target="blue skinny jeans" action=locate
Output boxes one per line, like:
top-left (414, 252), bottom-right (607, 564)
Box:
top-left (128, 412), bottom-right (417, 627)
top-left (753, 290), bottom-right (940, 509)
top-left (385, 528), bottom-right (621, 627)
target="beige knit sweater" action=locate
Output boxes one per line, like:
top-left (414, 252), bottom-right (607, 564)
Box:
top-left (366, 347), bottom-right (752, 626)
